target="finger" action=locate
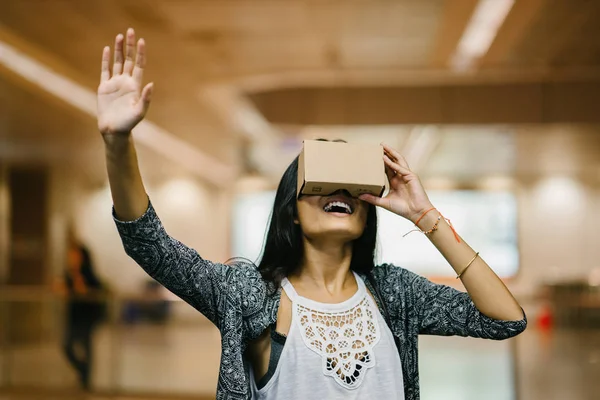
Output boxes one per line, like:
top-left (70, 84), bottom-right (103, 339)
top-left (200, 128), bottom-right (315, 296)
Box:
top-left (383, 149), bottom-right (406, 171)
top-left (384, 154), bottom-right (411, 176)
top-left (382, 143), bottom-right (410, 169)
top-left (137, 82), bottom-right (154, 114)
top-left (113, 34), bottom-right (124, 75)
top-left (100, 46), bottom-right (110, 82)
top-left (132, 38), bottom-right (146, 86)
top-left (359, 193), bottom-right (387, 208)
top-left (360, 194), bottom-right (394, 212)
top-left (396, 153), bottom-right (410, 170)
top-left (384, 158), bottom-right (409, 185)
top-left (384, 162), bottom-right (396, 182)
top-left (123, 28), bottom-right (136, 75)
top-left (385, 150), bottom-right (410, 173)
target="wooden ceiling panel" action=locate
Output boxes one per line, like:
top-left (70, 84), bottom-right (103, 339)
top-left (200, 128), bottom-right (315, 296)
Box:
top-left (3, 1), bottom-right (600, 92)
top-left (161, 0), bottom-right (309, 35)
top-left (550, 7), bottom-right (600, 67)
top-left (307, 0), bottom-right (444, 37)
top-left (170, 0), bottom-right (445, 72)
top-left (506, 0), bottom-right (600, 68)
top-left (338, 37), bottom-right (433, 68)
top-left (217, 35), bottom-right (327, 72)
top-left (311, 0), bottom-right (444, 69)
top-left (0, 0), bottom-right (447, 89)
top-left (114, 0), bottom-right (172, 31)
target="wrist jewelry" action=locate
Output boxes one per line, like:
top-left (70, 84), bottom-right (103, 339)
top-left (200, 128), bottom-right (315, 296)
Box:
top-left (403, 208), bottom-right (461, 243)
top-left (403, 215), bottom-right (441, 238)
top-left (423, 216), bottom-right (441, 235)
top-left (414, 207), bottom-right (437, 228)
top-left (456, 252), bottom-right (479, 279)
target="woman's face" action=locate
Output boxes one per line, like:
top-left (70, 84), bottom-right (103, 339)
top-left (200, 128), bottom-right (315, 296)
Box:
top-left (296, 191), bottom-right (369, 243)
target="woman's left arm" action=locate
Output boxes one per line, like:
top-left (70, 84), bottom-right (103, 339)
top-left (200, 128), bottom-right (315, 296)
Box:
top-left (414, 209), bottom-right (524, 321)
top-left (360, 144), bottom-right (524, 323)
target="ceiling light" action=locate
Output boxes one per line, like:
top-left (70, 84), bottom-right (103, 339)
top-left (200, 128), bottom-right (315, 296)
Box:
top-left (450, 0), bottom-right (515, 71)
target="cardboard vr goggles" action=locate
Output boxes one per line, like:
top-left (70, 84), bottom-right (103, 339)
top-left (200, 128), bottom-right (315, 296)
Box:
top-left (297, 140), bottom-right (387, 198)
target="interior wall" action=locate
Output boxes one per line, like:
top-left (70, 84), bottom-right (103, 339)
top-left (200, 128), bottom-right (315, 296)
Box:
top-left (516, 174), bottom-right (600, 294)
top-left (513, 126), bottom-right (600, 297)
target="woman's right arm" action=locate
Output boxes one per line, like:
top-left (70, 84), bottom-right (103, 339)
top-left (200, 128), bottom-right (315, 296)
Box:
top-left (98, 28), bottom-right (152, 221)
top-left (97, 29), bottom-right (254, 327)
top-left (104, 134), bottom-right (148, 221)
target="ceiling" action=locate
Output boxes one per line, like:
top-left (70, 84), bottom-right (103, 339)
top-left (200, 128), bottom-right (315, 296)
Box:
top-left (0, 0), bottom-right (599, 187)
top-left (496, 0), bottom-right (600, 69)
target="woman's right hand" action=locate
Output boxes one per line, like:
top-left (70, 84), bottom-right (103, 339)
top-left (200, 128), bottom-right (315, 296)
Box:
top-left (97, 28), bottom-right (153, 136)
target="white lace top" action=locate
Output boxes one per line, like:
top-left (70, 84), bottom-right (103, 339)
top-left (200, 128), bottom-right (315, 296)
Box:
top-left (250, 272), bottom-right (405, 399)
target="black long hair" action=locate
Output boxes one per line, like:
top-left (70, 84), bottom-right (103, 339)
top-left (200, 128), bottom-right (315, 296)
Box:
top-left (257, 152), bottom-right (378, 287)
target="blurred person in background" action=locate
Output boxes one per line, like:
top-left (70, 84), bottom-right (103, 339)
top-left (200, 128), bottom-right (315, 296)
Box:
top-left (97, 28), bottom-right (526, 400)
top-left (55, 227), bottom-right (106, 390)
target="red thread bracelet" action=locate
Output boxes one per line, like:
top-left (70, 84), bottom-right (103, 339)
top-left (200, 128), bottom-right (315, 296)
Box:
top-left (413, 207), bottom-right (461, 243)
top-left (414, 207), bottom-right (437, 228)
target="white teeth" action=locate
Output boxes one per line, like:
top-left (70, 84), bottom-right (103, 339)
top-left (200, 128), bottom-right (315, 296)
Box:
top-left (323, 201), bottom-right (352, 214)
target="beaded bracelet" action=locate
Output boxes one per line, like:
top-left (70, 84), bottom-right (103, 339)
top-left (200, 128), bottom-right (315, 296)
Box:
top-left (403, 215), bottom-right (441, 238)
top-left (405, 208), bottom-right (461, 243)
top-left (423, 216), bottom-right (441, 235)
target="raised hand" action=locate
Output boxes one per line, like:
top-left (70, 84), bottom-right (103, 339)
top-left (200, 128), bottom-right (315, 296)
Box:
top-left (97, 28), bottom-right (153, 136)
top-left (359, 144), bottom-right (434, 224)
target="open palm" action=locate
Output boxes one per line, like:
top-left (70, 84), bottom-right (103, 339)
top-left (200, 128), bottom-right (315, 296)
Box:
top-left (97, 28), bottom-right (153, 136)
top-left (359, 144), bottom-right (434, 224)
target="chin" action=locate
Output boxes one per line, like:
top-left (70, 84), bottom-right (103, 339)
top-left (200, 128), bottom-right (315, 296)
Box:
top-left (306, 219), bottom-right (365, 242)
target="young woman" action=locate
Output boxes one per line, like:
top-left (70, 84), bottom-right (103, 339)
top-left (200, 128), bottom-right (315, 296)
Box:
top-left (99, 29), bottom-right (526, 400)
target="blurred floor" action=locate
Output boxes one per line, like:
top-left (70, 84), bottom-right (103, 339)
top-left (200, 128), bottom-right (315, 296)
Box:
top-left (1, 322), bottom-right (222, 395)
top-left (2, 319), bottom-right (599, 400)
top-left (0, 393), bottom-right (212, 400)
top-left (516, 327), bottom-right (600, 400)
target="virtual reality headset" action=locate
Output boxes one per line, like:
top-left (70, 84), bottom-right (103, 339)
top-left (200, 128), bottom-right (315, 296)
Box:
top-left (297, 140), bottom-right (386, 198)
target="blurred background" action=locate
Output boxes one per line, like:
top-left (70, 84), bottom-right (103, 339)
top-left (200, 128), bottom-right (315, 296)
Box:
top-left (1, 0), bottom-right (599, 399)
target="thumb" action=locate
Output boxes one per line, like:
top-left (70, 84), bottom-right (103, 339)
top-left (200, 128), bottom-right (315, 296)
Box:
top-left (139, 82), bottom-right (154, 113)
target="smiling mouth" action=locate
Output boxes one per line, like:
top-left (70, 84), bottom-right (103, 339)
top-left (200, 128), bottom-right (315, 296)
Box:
top-left (323, 200), bottom-right (353, 214)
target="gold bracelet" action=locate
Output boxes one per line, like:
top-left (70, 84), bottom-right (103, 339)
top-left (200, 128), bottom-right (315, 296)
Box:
top-left (456, 252), bottom-right (479, 279)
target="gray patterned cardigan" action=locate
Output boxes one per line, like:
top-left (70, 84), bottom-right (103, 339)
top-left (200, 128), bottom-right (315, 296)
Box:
top-left (114, 201), bottom-right (527, 400)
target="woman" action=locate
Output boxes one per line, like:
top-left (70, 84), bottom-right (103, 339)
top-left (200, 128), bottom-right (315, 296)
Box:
top-left (99, 29), bottom-right (526, 400)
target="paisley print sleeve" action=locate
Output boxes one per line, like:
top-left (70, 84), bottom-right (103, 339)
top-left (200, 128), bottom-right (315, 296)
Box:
top-left (112, 200), bottom-right (246, 328)
top-left (403, 267), bottom-right (527, 339)
top-left (373, 264), bottom-right (526, 340)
